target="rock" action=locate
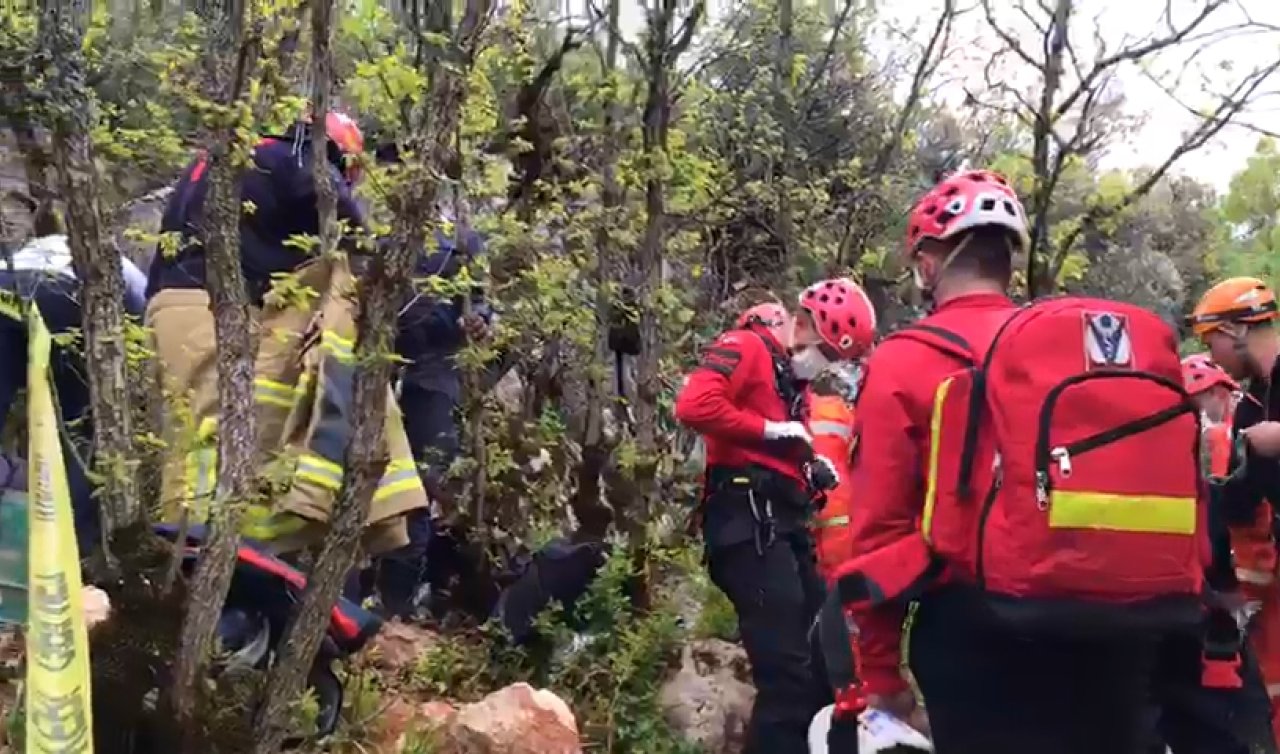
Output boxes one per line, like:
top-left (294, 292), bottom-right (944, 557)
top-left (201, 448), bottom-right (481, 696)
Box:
top-left (417, 699), bottom-right (459, 728)
top-left (380, 698), bottom-right (459, 753)
top-left (660, 639), bottom-right (755, 754)
top-left (444, 682), bottom-right (581, 754)
top-left (376, 696), bottom-right (421, 752)
top-left (371, 619), bottom-right (441, 675)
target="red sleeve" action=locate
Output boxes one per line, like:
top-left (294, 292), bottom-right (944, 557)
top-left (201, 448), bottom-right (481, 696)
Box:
top-left (675, 331), bottom-right (769, 443)
top-left (846, 345), bottom-right (927, 696)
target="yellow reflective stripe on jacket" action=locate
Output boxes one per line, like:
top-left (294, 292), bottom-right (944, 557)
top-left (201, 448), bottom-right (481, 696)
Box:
top-left (254, 377), bottom-right (304, 408)
top-left (920, 376), bottom-right (955, 541)
top-left (1047, 491), bottom-right (1196, 535)
top-left (374, 459), bottom-right (424, 502)
top-left (810, 420), bottom-right (852, 439)
top-left (241, 504), bottom-right (309, 540)
top-left (182, 416), bottom-right (220, 518)
top-left (812, 514), bottom-right (850, 529)
top-left (321, 329), bottom-right (355, 362)
top-left (297, 453), bottom-right (344, 491)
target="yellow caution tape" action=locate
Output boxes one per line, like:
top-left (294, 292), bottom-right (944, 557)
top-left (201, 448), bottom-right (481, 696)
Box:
top-left (25, 306), bottom-right (94, 752)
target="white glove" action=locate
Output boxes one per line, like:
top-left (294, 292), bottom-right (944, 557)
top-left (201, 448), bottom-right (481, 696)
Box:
top-left (763, 420), bottom-right (812, 446)
top-left (806, 455), bottom-right (840, 492)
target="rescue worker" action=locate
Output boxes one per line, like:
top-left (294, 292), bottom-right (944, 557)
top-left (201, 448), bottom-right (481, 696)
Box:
top-left (373, 227), bottom-right (490, 617)
top-left (147, 110), bottom-right (428, 557)
top-left (0, 234), bottom-right (148, 555)
top-left (674, 280), bottom-right (874, 754)
top-left (838, 169), bottom-right (1166, 753)
top-left (1182, 354), bottom-right (1237, 477)
top-left (1169, 280), bottom-right (1280, 752)
top-left (147, 111), bottom-right (367, 300)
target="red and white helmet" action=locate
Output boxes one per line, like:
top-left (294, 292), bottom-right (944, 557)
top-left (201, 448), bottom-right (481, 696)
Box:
top-left (904, 169), bottom-right (1030, 260)
top-left (324, 111), bottom-right (365, 184)
top-left (736, 302), bottom-right (791, 346)
top-left (797, 278), bottom-right (876, 360)
top-left (1181, 354), bottom-right (1238, 396)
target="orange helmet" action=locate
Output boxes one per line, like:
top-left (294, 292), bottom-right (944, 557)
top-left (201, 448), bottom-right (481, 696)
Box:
top-left (736, 302), bottom-right (791, 346)
top-left (1181, 354), bottom-right (1238, 396)
top-left (1188, 277), bottom-right (1278, 336)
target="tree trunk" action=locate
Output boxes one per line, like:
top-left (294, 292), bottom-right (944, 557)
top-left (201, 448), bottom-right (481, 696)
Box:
top-left (252, 1), bottom-right (492, 749)
top-left (166, 1), bottom-right (262, 745)
top-left (38, 0), bottom-right (143, 554)
top-left (773, 0), bottom-right (793, 261)
top-left (1026, 0), bottom-right (1072, 298)
top-left (627, 0), bottom-right (701, 604)
top-left (572, 0), bottom-right (622, 540)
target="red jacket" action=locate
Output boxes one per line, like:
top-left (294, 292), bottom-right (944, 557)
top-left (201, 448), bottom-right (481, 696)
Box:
top-left (845, 292), bottom-right (1016, 696)
top-left (675, 325), bottom-right (803, 482)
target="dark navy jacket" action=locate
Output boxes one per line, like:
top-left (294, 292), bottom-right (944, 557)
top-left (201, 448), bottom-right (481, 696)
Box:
top-left (394, 227), bottom-right (490, 399)
top-left (146, 129), bottom-right (364, 303)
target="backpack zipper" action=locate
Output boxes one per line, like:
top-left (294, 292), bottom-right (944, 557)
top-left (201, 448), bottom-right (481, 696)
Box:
top-left (1034, 371), bottom-right (1193, 507)
top-left (974, 453), bottom-right (1003, 588)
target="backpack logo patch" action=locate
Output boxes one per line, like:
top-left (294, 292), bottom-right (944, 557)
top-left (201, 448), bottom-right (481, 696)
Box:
top-left (1083, 311), bottom-right (1133, 369)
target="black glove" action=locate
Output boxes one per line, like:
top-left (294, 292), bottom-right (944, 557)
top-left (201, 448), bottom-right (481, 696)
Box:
top-left (806, 455), bottom-right (840, 493)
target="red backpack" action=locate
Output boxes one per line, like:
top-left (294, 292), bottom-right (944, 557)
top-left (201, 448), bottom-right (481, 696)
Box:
top-left (896, 296), bottom-right (1206, 635)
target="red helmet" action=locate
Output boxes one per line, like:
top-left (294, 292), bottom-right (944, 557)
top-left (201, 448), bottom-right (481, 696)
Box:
top-left (903, 169), bottom-right (1030, 260)
top-left (1181, 354), bottom-right (1238, 396)
top-left (324, 111), bottom-right (365, 183)
top-left (736, 302), bottom-right (791, 345)
top-left (797, 278), bottom-right (876, 360)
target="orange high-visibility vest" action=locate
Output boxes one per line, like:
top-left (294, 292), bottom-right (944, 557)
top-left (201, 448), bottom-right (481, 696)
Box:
top-left (808, 393), bottom-right (857, 581)
top-left (1206, 422), bottom-right (1232, 478)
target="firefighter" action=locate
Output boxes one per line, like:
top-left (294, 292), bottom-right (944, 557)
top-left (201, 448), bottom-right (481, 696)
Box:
top-left (147, 110), bottom-right (429, 557)
top-left (674, 280), bottom-right (875, 754)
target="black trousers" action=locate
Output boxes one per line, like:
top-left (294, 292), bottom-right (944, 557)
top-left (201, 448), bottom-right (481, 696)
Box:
top-left (357, 383), bottom-right (458, 617)
top-left (1150, 625), bottom-right (1277, 754)
top-left (910, 589), bottom-right (1158, 754)
top-left (707, 530), bottom-right (828, 754)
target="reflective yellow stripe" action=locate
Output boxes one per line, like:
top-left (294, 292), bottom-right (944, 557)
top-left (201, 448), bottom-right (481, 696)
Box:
top-left (1047, 491), bottom-right (1196, 535)
top-left (241, 504), bottom-right (309, 540)
top-left (921, 376), bottom-right (955, 541)
top-left (297, 453), bottom-right (343, 490)
top-left (1236, 568), bottom-right (1275, 586)
top-left (321, 330), bottom-right (355, 363)
top-left (810, 420), bottom-right (852, 439)
top-left (254, 377), bottom-right (303, 408)
top-left (812, 514), bottom-right (850, 529)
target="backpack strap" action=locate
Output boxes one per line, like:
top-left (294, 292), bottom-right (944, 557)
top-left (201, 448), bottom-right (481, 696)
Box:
top-left (745, 326), bottom-right (803, 421)
top-left (884, 323), bottom-right (977, 365)
top-left (886, 322), bottom-right (988, 497)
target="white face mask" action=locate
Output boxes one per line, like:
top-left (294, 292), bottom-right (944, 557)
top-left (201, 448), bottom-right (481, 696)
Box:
top-left (791, 345), bottom-right (830, 381)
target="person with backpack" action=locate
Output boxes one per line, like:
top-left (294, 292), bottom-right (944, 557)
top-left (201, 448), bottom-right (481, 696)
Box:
top-left (832, 168), bottom-right (1206, 753)
top-left (674, 283), bottom-right (874, 754)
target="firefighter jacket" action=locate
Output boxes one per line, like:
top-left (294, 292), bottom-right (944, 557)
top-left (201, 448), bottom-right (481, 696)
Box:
top-left (147, 255), bottom-right (428, 556)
